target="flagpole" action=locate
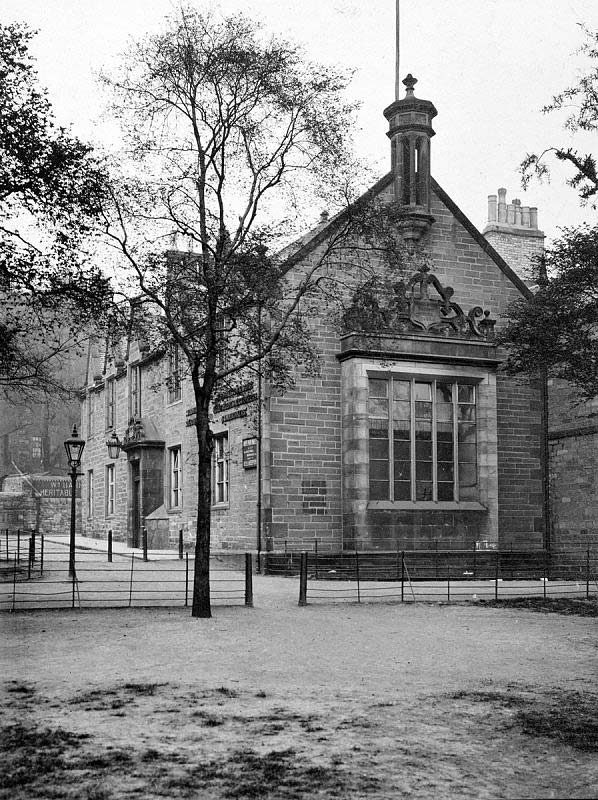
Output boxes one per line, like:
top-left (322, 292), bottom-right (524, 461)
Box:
top-left (394, 0), bottom-right (401, 100)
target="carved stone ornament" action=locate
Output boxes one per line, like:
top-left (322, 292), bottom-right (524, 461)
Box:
top-left (347, 265), bottom-right (496, 340)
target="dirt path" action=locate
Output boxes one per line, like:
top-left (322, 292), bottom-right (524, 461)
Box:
top-left (2, 590), bottom-right (597, 798)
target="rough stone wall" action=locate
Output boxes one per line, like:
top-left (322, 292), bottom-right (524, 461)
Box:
top-left (546, 377), bottom-right (598, 554)
top-left (496, 374), bottom-right (544, 548)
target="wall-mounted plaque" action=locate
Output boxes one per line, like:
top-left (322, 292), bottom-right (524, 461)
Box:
top-left (242, 437), bottom-right (258, 469)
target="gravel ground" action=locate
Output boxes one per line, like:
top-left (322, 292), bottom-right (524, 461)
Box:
top-left (2, 581), bottom-right (597, 799)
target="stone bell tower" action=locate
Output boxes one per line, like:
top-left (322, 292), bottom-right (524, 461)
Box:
top-left (383, 74), bottom-right (437, 244)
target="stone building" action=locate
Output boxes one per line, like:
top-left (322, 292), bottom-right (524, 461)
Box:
top-left (79, 73), bottom-right (548, 558)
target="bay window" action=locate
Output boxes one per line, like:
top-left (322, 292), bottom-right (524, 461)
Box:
top-left (368, 376), bottom-right (478, 503)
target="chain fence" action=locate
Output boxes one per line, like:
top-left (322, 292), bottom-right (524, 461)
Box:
top-left (0, 530), bottom-right (253, 611)
top-left (294, 548), bottom-right (598, 605)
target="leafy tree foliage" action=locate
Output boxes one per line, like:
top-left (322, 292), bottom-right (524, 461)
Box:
top-left (0, 22), bottom-right (111, 400)
top-left (504, 26), bottom-right (598, 398)
top-left (501, 226), bottom-right (598, 400)
top-left (101, 7), bottom-right (413, 616)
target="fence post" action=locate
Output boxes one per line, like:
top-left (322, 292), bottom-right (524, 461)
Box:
top-left (129, 554), bottom-right (135, 607)
top-left (401, 551), bottom-right (405, 603)
top-left (72, 565), bottom-right (76, 609)
top-left (185, 552), bottom-right (189, 607)
top-left (447, 564), bottom-right (450, 603)
top-left (587, 546), bottom-right (591, 601)
top-left (314, 538), bottom-right (319, 580)
top-left (31, 531), bottom-right (36, 563)
top-left (298, 551), bottom-right (308, 606)
top-left (435, 540), bottom-right (438, 579)
top-left (108, 530), bottom-right (113, 563)
top-left (543, 555), bottom-right (547, 600)
top-left (472, 543), bottom-right (477, 579)
top-left (28, 537), bottom-right (33, 580)
top-left (40, 535), bottom-right (44, 577)
top-left (5, 528), bottom-right (8, 561)
top-left (355, 551), bottom-right (361, 603)
top-left (245, 553), bottom-right (253, 607)
top-left (142, 527), bottom-right (148, 562)
top-left (494, 551), bottom-right (499, 601)
top-left (179, 529), bottom-right (184, 560)
top-left (12, 555), bottom-right (17, 612)
top-left (17, 529), bottom-right (20, 564)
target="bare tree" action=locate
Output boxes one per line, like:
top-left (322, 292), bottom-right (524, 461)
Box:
top-left (100, 7), bottom-right (412, 617)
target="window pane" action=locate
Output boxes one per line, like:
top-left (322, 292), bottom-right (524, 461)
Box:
top-left (369, 424), bottom-right (388, 439)
top-left (458, 384), bottom-right (475, 403)
top-left (437, 441), bottom-right (454, 461)
top-left (368, 397), bottom-right (389, 417)
top-left (414, 382), bottom-right (431, 401)
top-left (369, 439), bottom-right (389, 460)
top-left (458, 405), bottom-right (476, 423)
top-left (393, 440), bottom-right (410, 459)
top-left (393, 380), bottom-right (410, 400)
top-left (370, 460), bottom-right (389, 480)
top-left (394, 481), bottom-right (411, 501)
top-left (416, 482), bottom-right (433, 501)
top-left (393, 460), bottom-right (410, 480)
top-left (370, 481), bottom-right (389, 500)
top-left (437, 462), bottom-right (454, 481)
top-left (369, 379), bottom-right (388, 398)
top-left (393, 400), bottom-right (410, 420)
top-left (415, 440), bottom-right (432, 460)
top-left (436, 382), bottom-right (453, 404)
top-left (458, 443), bottom-right (477, 464)
top-left (437, 482), bottom-right (454, 501)
top-left (458, 423), bottom-right (476, 445)
top-left (458, 463), bottom-right (477, 487)
top-left (415, 401), bottom-right (432, 419)
top-left (416, 461), bottom-right (432, 481)
top-left (436, 402), bottom-right (452, 422)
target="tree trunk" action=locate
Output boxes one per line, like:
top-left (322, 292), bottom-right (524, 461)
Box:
top-left (191, 397), bottom-right (212, 618)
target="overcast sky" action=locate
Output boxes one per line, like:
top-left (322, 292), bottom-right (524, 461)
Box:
top-left (4, 0), bottom-right (598, 242)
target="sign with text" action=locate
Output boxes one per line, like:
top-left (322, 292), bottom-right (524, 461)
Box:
top-left (31, 478), bottom-right (81, 499)
top-left (242, 437), bottom-right (258, 469)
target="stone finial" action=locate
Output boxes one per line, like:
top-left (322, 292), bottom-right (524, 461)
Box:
top-left (320, 210), bottom-right (329, 223)
top-left (402, 73), bottom-right (417, 95)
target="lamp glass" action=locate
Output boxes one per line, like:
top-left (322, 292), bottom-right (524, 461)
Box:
top-left (106, 432), bottom-right (121, 460)
top-left (64, 425), bottom-right (86, 469)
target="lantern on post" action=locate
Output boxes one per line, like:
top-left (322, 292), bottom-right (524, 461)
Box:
top-left (106, 431), bottom-right (122, 460)
top-left (64, 425), bottom-right (86, 578)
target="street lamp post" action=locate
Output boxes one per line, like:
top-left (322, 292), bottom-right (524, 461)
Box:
top-left (64, 425), bottom-right (85, 578)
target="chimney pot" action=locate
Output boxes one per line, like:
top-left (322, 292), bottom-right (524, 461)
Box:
top-left (488, 194), bottom-right (498, 223)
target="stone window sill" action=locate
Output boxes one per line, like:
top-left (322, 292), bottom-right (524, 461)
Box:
top-left (368, 501), bottom-right (487, 512)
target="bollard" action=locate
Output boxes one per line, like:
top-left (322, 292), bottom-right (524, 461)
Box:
top-left (28, 537), bottom-right (34, 580)
top-left (179, 529), bottom-right (184, 560)
top-left (298, 552), bottom-right (308, 606)
top-left (108, 530), bottom-right (113, 563)
top-left (129, 554), bottom-right (135, 607)
top-left (185, 552), bottom-right (189, 607)
top-left (12, 556), bottom-right (17, 612)
top-left (494, 551), bottom-right (499, 601)
top-left (245, 553), bottom-right (253, 607)
top-left (142, 527), bottom-right (148, 562)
